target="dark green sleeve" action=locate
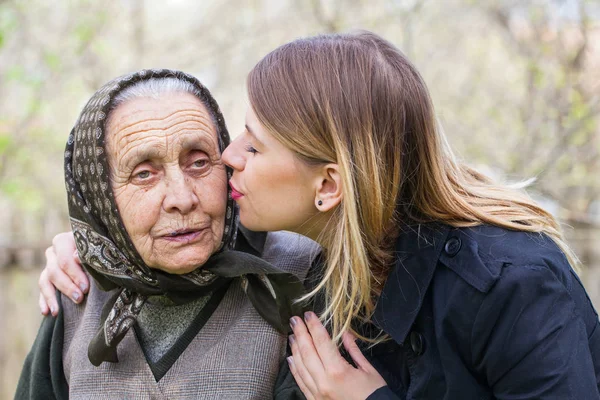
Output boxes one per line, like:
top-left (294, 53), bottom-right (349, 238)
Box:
top-left (14, 292), bottom-right (69, 400)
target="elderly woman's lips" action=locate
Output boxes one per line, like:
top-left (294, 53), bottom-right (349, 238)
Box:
top-left (160, 229), bottom-right (207, 243)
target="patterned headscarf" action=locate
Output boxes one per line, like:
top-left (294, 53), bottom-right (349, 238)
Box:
top-left (65, 69), bottom-right (305, 366)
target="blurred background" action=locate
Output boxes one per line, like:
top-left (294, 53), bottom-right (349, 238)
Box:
top-left (1, 0), bottom-right (599, 397)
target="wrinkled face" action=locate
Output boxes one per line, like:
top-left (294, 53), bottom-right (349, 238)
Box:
top-left (221, 106), bottom-right (320, 235)
top-left (106, 93), bottom-right (227, 274)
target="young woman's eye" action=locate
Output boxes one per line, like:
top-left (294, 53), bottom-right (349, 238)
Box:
top-left (244, 143), bottom-right (258, 154)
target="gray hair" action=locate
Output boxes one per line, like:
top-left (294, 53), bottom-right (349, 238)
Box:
top-left (107, 77), bottom-right (218, 130)
top-left (111, 77), bottom-right (203, 107)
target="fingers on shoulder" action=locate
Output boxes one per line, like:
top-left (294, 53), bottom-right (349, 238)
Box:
top-left (303, 311), bottom-right (330, 340)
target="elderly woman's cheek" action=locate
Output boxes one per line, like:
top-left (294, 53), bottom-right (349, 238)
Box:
top-left (201, 170), bottom-right (228, 242)
top-left (113, 184), bottom-right (161, 258)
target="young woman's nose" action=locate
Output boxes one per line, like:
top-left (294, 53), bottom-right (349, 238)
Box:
top-left (162, 171), bottom-right (199, 214)
top-left (221, 138), bottom-right (245, 171)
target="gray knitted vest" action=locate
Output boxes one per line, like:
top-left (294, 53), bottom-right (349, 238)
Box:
top-left (61, 231), bottom-right (319, 400)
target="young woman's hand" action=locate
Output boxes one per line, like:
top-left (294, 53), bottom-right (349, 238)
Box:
top-left (288, 312), bottom-right (387, 400)
top-left (39, 232), bottom-right (88, 316)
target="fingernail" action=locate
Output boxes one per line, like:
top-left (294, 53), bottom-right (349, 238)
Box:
top-left (72, 292), bottom-right (80, 302)
top-left (50, 306), bottom-right (56, 315)
top-left (287, 356), bottom-right (294, 366)
top-left (79, 283), bottom-right (88, 293)
top-left (289, 334), bottom-right (296, 345)
top-left (304, 311), bottom-right (314, 321)
top-left (289, 317), bottom-right (297, 329)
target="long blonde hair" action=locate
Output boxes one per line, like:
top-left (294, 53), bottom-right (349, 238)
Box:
top-left (247, 31), bottom-right (579, 343)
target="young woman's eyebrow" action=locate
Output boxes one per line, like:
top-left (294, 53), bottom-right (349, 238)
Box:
top-left (245, 124), bottom-right (264, 146)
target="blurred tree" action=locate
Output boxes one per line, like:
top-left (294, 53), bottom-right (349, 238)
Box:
top-left (0, 0), bottom-right (598, 246)
top-left (485, 0), bottom-right (598, 218)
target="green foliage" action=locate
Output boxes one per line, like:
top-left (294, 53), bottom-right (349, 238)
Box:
top-left (529, 62), bottom-right (545, 88)
top-left (5, 65), bottom-right (25, 81)
top-left (1, 178), bottom-right (19, 195)
top-left (0, 133), bottom-right (11, 154)
top-left (0, 4), bottom-right (18, 49)
top-left (569, 90), bottom-right (589, 121)
top-left (6, 66), bottom-right (44, 90)
top-left (1, 174), bottom-right (46, 212)
top-left (44, 52), bottom-right (62, 72)
top-left (75, 22), bottom-right (95, 45)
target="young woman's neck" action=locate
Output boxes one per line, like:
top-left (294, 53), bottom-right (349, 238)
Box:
top-left (292, 211), bottom-right (332, 248)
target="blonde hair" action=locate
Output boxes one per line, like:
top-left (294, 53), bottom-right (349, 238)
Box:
top-left (247, 31), bottom-right (579, 343)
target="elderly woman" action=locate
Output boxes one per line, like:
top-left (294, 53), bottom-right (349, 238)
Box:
top-left (16, 69), bottom-right (317, 399)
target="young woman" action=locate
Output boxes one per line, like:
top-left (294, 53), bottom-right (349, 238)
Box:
top-left (40, 32), bottom-right (600, 399)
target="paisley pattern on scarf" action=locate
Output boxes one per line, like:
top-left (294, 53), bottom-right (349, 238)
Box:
top-left (104, 289), bottom-right (147, 347)
top-left (71, 218), bottom-right (154, 284)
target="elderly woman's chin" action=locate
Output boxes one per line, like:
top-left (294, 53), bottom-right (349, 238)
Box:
top-left (140, 228), bottom-right (224, 275)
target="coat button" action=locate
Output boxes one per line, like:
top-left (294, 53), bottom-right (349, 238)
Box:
top-left (444, 237), bottom-right (462, 257)
top-left (409, 331), bottom-right (425, 356)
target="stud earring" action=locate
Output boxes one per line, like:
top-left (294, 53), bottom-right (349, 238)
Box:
top-left (317, 200), bottom-right (323, 206)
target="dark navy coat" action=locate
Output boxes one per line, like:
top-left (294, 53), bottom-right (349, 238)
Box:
top-left (365, 224), bottom-right (600, 399)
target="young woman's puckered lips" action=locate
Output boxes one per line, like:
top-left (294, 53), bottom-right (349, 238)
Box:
top-left (229, 181), bottom-right (244, 200)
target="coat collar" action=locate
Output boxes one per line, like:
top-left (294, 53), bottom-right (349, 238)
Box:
top-left (372, 223), bottom-right (451, 344)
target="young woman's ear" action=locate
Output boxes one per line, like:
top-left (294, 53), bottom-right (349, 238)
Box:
top-left (315, 163), bottom-right (343, 212)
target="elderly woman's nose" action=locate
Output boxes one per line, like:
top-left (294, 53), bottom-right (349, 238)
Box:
top-left (162, 174), bottom-right (199, 214)
top-left (221, 140), bottom-right (244, 171)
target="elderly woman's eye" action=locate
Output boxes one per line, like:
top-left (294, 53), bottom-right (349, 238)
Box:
top-left (193, 159), bottom-right (209, 168)
top-left (136, 170), bottom-right (151, 179)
